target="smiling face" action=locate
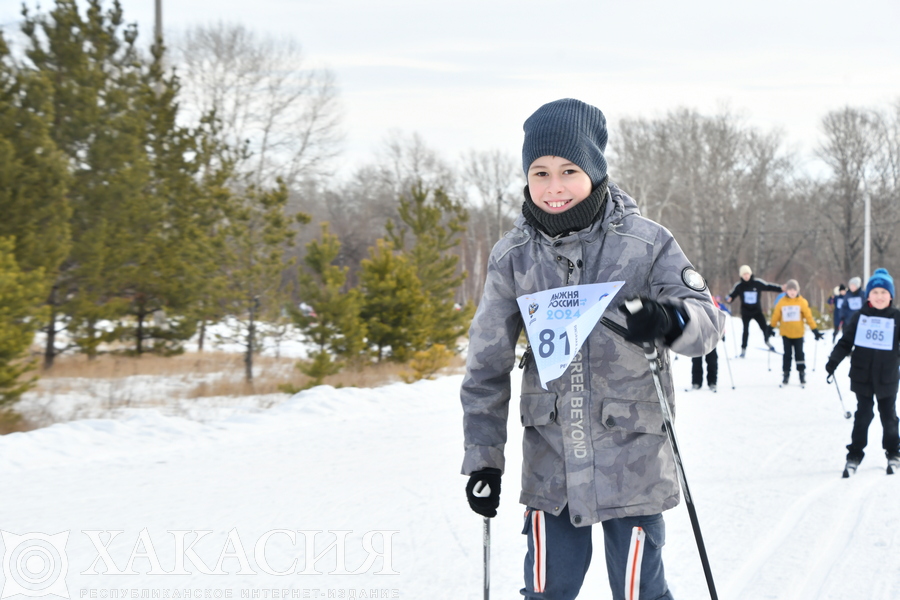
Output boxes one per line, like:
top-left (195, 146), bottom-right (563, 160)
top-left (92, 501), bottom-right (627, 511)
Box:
top-left (527, 155), bottom-right (593, 214)
top-left (868, 287), bottom-right (891, 309)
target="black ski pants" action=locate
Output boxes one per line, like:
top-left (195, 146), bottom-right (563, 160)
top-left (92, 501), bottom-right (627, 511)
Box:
top-left (691, 348), bottom-right (718, 386)
top-left (847, 393), bottom-right (900, 462)
top-left (781, 337), bottom-right (805, 374)
top-left (740, 311), bottom-right (771, 349)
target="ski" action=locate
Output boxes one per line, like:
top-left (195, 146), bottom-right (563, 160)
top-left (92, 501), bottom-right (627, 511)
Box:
top-left (759, 347), bottom-right (783, 355)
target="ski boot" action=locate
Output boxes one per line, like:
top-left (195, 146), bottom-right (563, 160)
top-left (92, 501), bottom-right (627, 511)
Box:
top-left (888, 455), bottom-right (900, 475)
top-left (691, 383), bottom-right (701, 390)
top-left (799, 371), bottom-right (806, 386)
top-left (766, 339), bottom-right (776, 352)
top-left (739, 348), bottom-right (746, 358)
top-left (708, 384), bottom-right (717, 392)
top-left (781, 372), bottom-right (789, 386)
top-left (843, 458), bottom-right (860, 478)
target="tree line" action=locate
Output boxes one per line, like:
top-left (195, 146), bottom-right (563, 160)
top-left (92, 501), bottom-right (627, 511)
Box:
top-left (2, 1), bottom-right (898, 406)
top-left (0, 1), bottom-right (472, 405)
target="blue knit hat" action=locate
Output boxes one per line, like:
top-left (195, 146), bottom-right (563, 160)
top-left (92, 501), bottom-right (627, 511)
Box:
top-left (866, 268), bottom-right (895, 298)
top-left (522, 99), bottom-right (608, 189)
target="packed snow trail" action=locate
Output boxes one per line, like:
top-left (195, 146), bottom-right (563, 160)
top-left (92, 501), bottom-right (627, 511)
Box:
top-left (2, 322), bottom-right (900, 599)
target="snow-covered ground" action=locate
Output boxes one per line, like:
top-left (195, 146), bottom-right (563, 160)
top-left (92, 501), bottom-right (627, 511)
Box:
top-left (2, 316), bottom-right (899, 600)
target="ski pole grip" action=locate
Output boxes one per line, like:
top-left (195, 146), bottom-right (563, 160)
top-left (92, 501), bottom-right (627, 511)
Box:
top-left (473, 481), bottom-right (491, 498)
top-left (624, 297), bottom-right (644, 315)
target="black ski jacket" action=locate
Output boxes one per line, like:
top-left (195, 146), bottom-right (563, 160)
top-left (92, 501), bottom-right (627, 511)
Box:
top-left (726, 277), bottom-right (782, 317)
top-left (827, 305), bottom-right (900, 398)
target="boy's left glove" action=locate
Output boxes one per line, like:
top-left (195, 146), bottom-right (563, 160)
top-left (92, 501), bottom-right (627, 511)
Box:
top-left (620, 297), bottom-right (688, 345)
top-left (813, 330), bottom-right (824, 341)
top-left (466, 468), bottom-right (501, 518)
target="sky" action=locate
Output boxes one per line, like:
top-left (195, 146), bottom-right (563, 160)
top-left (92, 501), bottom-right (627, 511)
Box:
top-left (2, 0), bottom-right (900, 174)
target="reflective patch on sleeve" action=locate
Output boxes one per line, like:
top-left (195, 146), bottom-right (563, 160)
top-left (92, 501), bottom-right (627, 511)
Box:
top-left (682, 267), bottom-right (708, 292)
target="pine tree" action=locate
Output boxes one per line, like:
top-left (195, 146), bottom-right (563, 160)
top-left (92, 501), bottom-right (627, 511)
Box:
top-left (0, 238), bottom-right (47, 405)
top-left (358, 239), bottom-right (427, 362)
top-left (386, 183), bottom-right (473, 350)
top-left (110, 44), bottom-right (224, 356)
top-left (217, 181), bottom-right (307, 382)
top-left (293, 223), bottom-right (366, 383)
top-left (20, 0), bottom-right (148, 364)
top-left (0, 31), bottom-right (71, 370)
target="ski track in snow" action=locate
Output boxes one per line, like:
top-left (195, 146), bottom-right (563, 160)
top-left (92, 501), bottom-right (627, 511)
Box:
top-left (3, 320), bottom-right (900, 598)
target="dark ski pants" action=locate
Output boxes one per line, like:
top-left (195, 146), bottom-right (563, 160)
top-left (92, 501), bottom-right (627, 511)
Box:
top-left (740, 312), bottom-right (771, 349)
top-left (781, 337), bottom-right (805, 374)
top-left (521, 505), bottom-right (674, 600)
top-left (847, 392), bottom-right (900, 462)
top-left (691, 348), bottom-right (718, 387)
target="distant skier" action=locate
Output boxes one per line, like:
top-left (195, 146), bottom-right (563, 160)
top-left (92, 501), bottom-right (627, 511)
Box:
top-left (828, 284), bottom-right (847, 343)
top-left (825, 269), bottom-right (900, 477)
top-left (770, 279), bottom-right (824, 386)
top-left (691, 295), bottom-right (729, 391)
top-left (725, 265), bottom-right (783, 357)
top-left (460, 98), bottom-right (724, 600)
top-left (841, 276), bottom-right (866, 329)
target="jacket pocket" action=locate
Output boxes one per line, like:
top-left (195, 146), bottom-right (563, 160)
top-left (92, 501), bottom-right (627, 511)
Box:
top-left (600, 398), bottom-right (667, 438)
top-left (520, 392), bottom-right (559, 426)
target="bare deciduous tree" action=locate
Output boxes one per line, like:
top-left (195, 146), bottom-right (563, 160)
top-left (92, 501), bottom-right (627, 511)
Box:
top-left (174, 22), bottom-right (343, 187)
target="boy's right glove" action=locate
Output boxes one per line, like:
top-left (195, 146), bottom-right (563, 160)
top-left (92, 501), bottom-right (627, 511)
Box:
top-left (466, 468), bottom-right (501, 518)
top-left (813, 330), bottom-right (825, 341)
top-left (619, 297), bottom-right (687, 345)
top-left (825, 360), bottom-right (837, 376)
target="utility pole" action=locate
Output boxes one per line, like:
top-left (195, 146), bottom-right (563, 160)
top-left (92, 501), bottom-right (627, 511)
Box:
top-left (154, 0), bottom-right (162, 46)
top-left (862, 176), bottom-right (871, 283)
top-left (153, 0), bottom-right (163, 96)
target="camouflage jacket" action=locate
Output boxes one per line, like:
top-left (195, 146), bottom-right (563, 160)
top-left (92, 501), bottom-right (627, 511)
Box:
top-left (460, 182), bottom-right (725, 527)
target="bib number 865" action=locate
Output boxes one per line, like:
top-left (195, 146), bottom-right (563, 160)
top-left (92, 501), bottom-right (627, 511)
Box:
top-left (865, 329), bottom-right (885, 342)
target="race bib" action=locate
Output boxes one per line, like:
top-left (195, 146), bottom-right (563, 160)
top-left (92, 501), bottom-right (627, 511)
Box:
top-left (517, 282), bottom-right (625, 389)
top-left (854, 316), bottom-right (894, 351)
top-left (743, 291), bottom-right (758, 304)
top-left (781, 305), bottom-right (801, 322)
top-left (847, 297), bottom-right (863, 311)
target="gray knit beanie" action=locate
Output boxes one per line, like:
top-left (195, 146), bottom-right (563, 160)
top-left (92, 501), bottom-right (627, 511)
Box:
top-left (522, 99), bottom-right (608, 189)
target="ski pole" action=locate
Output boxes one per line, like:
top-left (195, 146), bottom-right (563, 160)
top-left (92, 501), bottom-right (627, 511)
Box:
top-left (767, 343), bottom-right (772, 371)
top-left (826, 373), bottom-right (852, 419)
top-left (812, 337), bottom-right (818, 371)
top-left (730, 315), bottom-right (738, 356)
top-left (625, 299), bottom-right (719, 600)
top-left (483, 517), bottom-right (490, 600)
top-left (472, 482), bottom-right (492, 600)
top-left (720, 336), bottom-right (735, 389)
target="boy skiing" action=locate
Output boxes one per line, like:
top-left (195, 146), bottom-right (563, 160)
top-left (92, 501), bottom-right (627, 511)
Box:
top-left (829, 284), bottom-right (847, 343)
top-left (725, 265), bottom-right (782, 357)
top-left (825, 268), bottom-right (900, 477)
top-left (770, 279), bottom-right (824, 386)
top-left (460, 98), bottom-right (724, 600)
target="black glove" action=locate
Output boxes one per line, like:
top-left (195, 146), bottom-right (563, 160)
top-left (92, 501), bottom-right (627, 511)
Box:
top-left (619, 297), bottom-right (687, 345)
top-left (813, 329), bottom-right (824, 341)
top-left (466, 468), bottom-right (501, 518)
top-left (825, 360), bottom-right (837, 376)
